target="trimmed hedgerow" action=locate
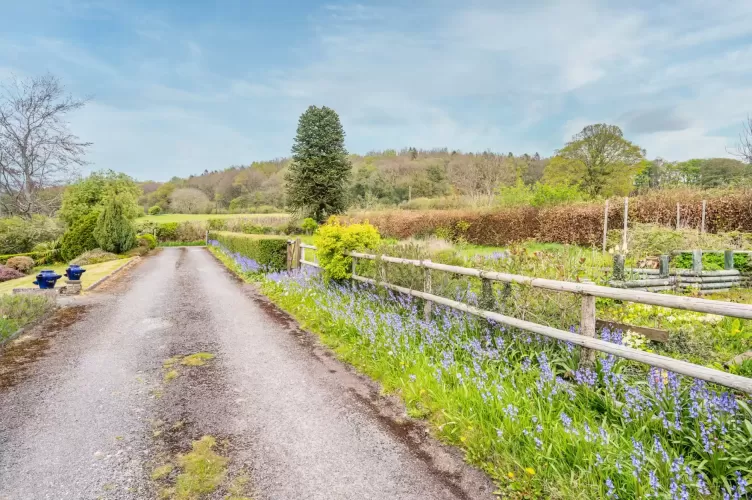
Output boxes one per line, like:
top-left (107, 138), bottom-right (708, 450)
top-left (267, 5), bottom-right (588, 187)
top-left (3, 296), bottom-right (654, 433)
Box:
top-left (210, 231), bottom-right (287, 272)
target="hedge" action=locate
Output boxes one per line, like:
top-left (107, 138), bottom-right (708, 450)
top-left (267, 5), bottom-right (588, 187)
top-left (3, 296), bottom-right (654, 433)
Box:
top-left (0, 252), bottom-right (47, 265)
top-left (348, 188), bottom-right (752, 247)
top-left (210, 231), bottom-right (288, 272)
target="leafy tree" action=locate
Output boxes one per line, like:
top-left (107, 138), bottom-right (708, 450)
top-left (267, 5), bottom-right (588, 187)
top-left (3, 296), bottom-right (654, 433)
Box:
top-left (59, 170), bottom-right (141, 226)
top-left (60, 211), bottom-right (99, 262)
top-left (285, 106), bottom-right (351, 222)
top-left (698, 158), bottom-right (751, 187)
top-left (148, 205), bottom-right (162, 215)
top-left (544, 124), bottom-right (645, 196)
top-left (94, 194), bottom-right (136, 254)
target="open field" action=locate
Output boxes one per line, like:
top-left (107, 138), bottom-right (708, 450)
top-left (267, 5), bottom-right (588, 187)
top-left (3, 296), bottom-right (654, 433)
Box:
top-left (136, 213), bottom-right (289, 223)
top-left (0, 258), bottom-right (134, 295)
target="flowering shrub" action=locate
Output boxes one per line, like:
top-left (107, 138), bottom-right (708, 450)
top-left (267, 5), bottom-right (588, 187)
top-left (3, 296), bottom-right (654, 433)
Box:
top-left (314, 217), bottom-right (380, 280)
top-left (260, 270), bottom-right (752, 499)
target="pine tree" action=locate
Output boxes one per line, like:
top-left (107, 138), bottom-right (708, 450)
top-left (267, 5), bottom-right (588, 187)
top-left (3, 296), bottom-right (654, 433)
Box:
top-left (94, 194), bottom-right (136, 253)
top-left (285, 106), bottom-right (351, 222)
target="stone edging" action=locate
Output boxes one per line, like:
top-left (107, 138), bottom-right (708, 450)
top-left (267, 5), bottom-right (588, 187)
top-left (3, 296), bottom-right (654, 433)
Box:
top-left (86, 257), bottom-right (141, 291)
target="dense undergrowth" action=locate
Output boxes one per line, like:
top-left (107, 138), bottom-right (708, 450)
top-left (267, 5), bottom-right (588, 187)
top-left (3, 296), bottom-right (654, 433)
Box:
top-left (208, 240), bottom-right (752, 499)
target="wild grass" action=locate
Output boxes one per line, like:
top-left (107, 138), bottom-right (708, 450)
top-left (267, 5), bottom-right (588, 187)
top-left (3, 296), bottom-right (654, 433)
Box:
top-left (259, 268), bottom-right (751, 499)
top-left (0, 294), bottom-right (56, 341)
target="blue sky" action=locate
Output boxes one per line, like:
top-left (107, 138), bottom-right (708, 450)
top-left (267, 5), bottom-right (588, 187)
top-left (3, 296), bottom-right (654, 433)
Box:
top-left (2, 0), bottom-right (751, 181)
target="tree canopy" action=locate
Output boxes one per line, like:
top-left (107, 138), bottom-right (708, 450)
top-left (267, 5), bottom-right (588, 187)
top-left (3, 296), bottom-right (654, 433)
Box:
top-left (59, 170), bottom-right (142, 226)
top-left (285, 106), bottom-right (351, 222)
top-left (544, 124), bottom-right (645, 197)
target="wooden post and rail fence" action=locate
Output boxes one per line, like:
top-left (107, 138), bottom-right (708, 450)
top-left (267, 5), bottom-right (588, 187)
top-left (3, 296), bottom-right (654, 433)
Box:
top-left (288, 241), bottom-right (752, 394)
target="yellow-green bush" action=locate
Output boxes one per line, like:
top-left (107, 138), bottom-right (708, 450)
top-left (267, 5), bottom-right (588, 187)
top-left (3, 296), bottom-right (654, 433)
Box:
top-left (314, 218), bottom-right (380, 280)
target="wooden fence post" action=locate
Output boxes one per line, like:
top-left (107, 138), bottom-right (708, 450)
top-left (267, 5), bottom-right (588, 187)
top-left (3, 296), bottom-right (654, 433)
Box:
top-left (286, 241), bottom-right (292, 272)
top-left (676, 203), bottom-right (681, 230)
top-left (579, 294), bottom-right (597, 369)
top-left (724, 250), bottom-right (735, 270)
top-left (205, 230), bottom-right (209, 245)
top-left (351, 255), bottom-right (357, 277)
top-left (622, 197), bottom-right (628, 253)
top-left (423, 260), bottom-right (432, 322)
top-left (659, 255), bottom-right (670, 278)
top-left (701, 200), bottom-right (707, 234)
top-left (293, 239), bottom-right (302, 269)
top-left (613, 254), bottom-right (625, 281)
top-left (602, 200), bottom-right (609, 252)
top-left (692, 249), bottom-right (703, 274)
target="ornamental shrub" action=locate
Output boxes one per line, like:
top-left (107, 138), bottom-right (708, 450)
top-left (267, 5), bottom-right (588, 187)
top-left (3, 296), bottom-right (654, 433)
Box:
top-left (60, 211), bottom-right (100, 262)
top-left (301, 217), bottom-right (318, 235)
top-left (0, 265), bottom-right (24, 282)
top-left (5, 256), bottom-right (35, 274)
top-left (136, 233), bottom-right (157, 249)
top-left (148, 205), bottom-right (162, 215)
top-left (211, 232), bottom-right (287, 272)
top-left (70, 249), bottom-right (120, 266)
top-left (94, 194), bottom-right (137, 254)
top-left (314, 218), bottom-right (380, 280)
top-left (155, 222), bottom-right (179, 241)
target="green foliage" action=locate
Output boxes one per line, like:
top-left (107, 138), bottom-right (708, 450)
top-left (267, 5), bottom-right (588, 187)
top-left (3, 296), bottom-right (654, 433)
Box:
top-left (70, 249), bottom-right (121, 266)
top-left (497, 180), bottom-right (585, 208)
top-left (211, 232), bottom-right (288, 272)
top-left (136, 233), bottom-right (157, 249)
top-left (60, 170), bottom-right (142, 227)
top-left (544, 124), bottom-right (645, 196)
top-left (94, 194), bottom-right (137, 254)
top-left (285, 106), bottom-right (352, 222)
top-left (60, 211), bottom-right (100, 262)
top-left (0, 252), bottom-right (47, 265)
top-left (301, 217), bottom-right (318, 235)
top-left (313, 218), bottom-right (380, 280)
top-left (207, 218), bottom-right (226, 231)
top-left (5, 256), bottom-right (35, 274)
top-left (0, 294), bottom-right (55, 341)
top-left (158, 240), bottom-right (206, 247)
top-left (148, 205), bottom-right (162, 215)
top-left (672, 251), bottom-right (752, 272)
top-left (0, 215), bottom-right (64, 254)
top-left (155, 222), bottom-right (179, 241)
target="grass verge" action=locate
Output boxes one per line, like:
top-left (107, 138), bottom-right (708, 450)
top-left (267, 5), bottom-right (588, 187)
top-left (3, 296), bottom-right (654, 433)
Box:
top-left (0, 294), bottom-right (56, 341)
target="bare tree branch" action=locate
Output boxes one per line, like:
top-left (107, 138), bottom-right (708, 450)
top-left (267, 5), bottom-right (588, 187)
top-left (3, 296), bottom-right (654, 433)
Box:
top-left (731, 115), bottom-right (752, 164)
top-left (0, 73), bottom-right (91, 216)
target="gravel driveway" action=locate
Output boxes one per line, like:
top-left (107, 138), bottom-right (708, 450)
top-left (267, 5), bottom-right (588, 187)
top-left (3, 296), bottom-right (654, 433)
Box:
top-left (0, 247), bottom-right (494, 500)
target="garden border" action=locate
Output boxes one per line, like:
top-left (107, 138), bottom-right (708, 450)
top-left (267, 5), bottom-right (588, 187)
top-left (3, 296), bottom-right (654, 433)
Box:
top-left (296, 242), bottom-right (752, 393)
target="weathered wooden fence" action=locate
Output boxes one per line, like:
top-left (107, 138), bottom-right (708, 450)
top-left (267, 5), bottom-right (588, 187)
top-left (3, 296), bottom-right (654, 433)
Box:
top-left (610, 250), bottom-right (752, 293)
top-left (290, 242), bottom-right (752, 394)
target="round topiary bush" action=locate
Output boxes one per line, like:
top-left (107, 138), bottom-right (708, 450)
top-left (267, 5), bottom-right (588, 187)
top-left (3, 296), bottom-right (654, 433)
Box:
top-left (5, 256), bottom-right (35, 274)
top-left (60, 211), bottom-right (100, 263)
top-left (0, 265), bottom-right (25, 282)
top-left (148, 205), bottom-right (162, 215)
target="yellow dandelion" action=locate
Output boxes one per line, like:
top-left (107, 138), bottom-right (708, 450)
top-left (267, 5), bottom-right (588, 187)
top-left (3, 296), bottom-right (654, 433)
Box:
top-left (525, 467), bottom-right (536, 476)
top-left (507, 472), bottom-right (515, 479)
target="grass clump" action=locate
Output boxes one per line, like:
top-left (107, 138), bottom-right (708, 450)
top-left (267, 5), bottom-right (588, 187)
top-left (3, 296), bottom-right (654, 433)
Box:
top-left (173, 436), bottom-right (228, 498)
top-left (181, 352), bottom-right (215, 367)
top-left (0, 294), bottom-right (55, 341)
top-left (151, 464), bottom-right (174, 480)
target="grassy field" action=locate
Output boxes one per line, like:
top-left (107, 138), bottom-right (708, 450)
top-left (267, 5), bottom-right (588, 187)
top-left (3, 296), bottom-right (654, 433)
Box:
top-left (0, 258), bottom-right (134, 295)
top-left (137, 213), bottom-right (289, 223)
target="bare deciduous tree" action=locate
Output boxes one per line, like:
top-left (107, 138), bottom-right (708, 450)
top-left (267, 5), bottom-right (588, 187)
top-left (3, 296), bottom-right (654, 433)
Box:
top-left (732, 116), bottom-right (752, 164)
top-left (0, 74), bottom-right (90, 216)
top-left (169, 187), bottom-right (212, 214)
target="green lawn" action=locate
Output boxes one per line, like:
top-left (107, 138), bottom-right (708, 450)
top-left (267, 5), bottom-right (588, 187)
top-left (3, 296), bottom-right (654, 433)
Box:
top-left (0, 258), bottom-right (134, 295)
top-left (136, 213), bottom-right (289, 223)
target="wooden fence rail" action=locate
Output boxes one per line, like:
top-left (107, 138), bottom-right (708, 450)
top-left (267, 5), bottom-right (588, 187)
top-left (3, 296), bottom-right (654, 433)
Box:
top-left (292, 243), bottom-right (752, 393)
